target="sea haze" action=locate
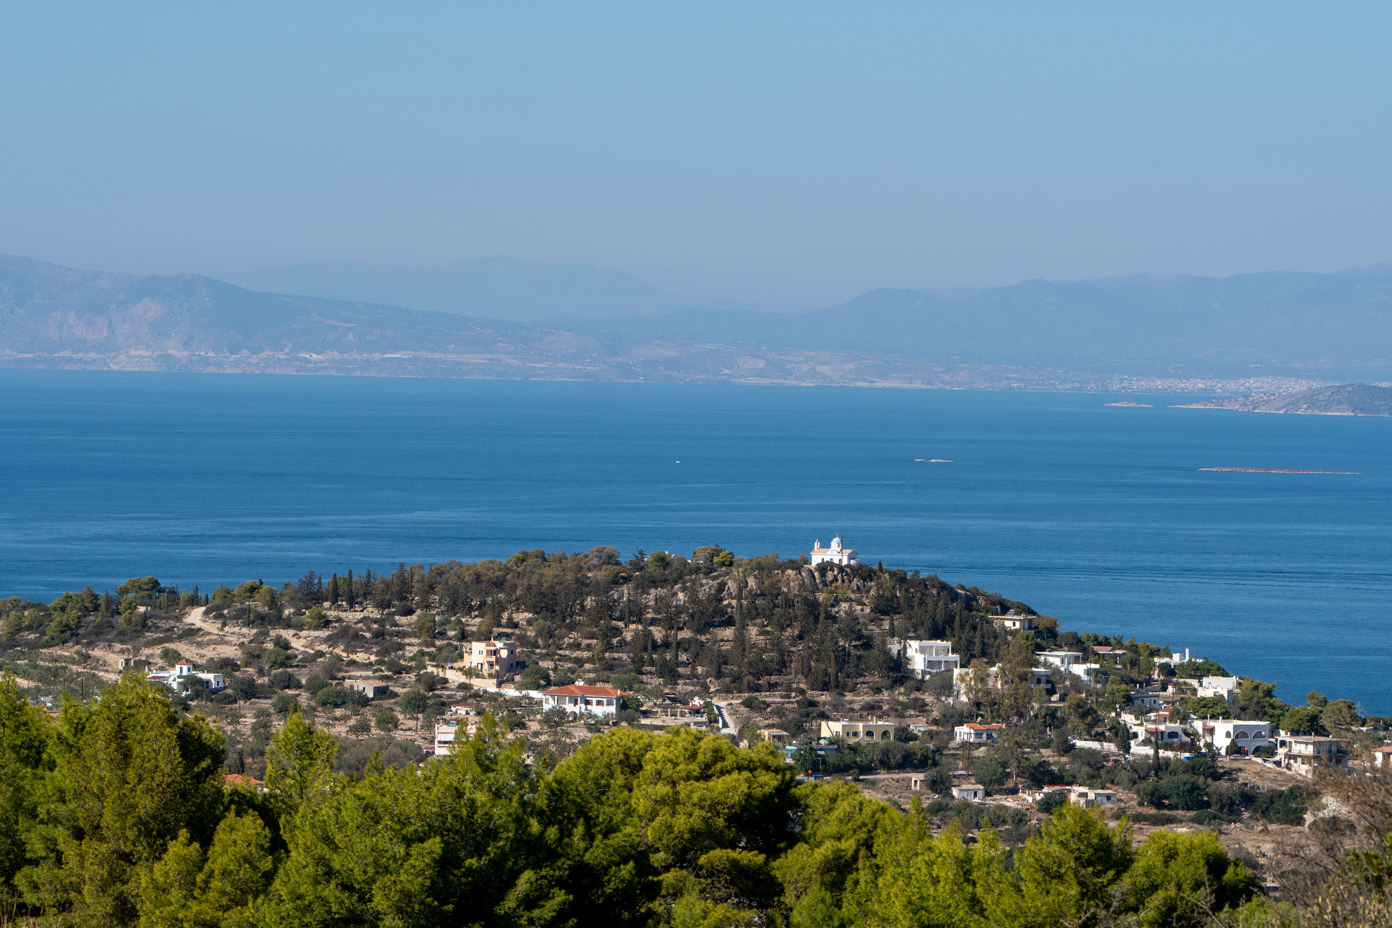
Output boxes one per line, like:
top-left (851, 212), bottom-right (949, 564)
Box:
top-left (2, 370), bottom-right (1389, 713)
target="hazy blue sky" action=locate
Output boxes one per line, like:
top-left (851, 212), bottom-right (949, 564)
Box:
top-left (2, 3), bottom-right (1389, 305)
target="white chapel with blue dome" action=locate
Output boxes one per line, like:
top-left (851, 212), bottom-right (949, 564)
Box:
top-left (811, 536), bottom-right (859, 566)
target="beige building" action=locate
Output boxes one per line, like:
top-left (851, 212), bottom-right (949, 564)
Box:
top-left (991, 612), bottom-right (1034, 632)
top-left (346, 679), bottom-right (390, 699)
top-left (820, 719), bottom-right (896, 743)
top-left (469, 639), bottom-right (520, 683)
top-left (1275, 732), bottom-right (1349, 777)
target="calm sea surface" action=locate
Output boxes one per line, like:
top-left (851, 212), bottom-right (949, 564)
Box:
top-left (3, 370), bottom-right (1390, 713)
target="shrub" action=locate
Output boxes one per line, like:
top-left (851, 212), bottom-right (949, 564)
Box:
top-left (1253, 785), bottom-right (1312, 826)
top-left (1038, 790), bottom-right (1070, 815)
top-left (271, 693), bottom-right (299, 715)
top-left (228, 675), bottom-right (259, 701)
top-left (316, 686), bottom-right (350, 708)
top-left (267, 670), bottom-right (301, 691)
top-left (1191, 810), bottom-right (1238, 827)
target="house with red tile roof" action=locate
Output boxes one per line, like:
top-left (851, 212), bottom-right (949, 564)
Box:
top-left (953, 722), bottom-right (1004, 744)
top-left (541, 684), bottom-right (625, 718)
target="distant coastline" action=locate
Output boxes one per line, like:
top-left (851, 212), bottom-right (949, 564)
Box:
top-left (1198, 467), bottom-right (1362, 475)
top-left (1176, 383), bottom-right (1392, 417)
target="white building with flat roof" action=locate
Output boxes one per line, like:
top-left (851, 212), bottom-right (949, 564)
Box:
top-left (905, 639), bottom-right (960, 677)
top-left (1037, 651), bottom-right (1101, 685)
top-left (1196, 676), bottom-right (1240, 706)
top-left (1197, 719), bottom-right (1271, 754)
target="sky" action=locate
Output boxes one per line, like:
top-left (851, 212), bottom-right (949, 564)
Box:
top-left (2, 3), bottom-right (1389, 306)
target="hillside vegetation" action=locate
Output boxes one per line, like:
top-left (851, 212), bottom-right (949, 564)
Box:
top-left (3, 549), bottom-right (1391, 925)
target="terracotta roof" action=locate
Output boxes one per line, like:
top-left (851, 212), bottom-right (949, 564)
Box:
top-left (963, 723), bottom-right (1004, 731)
top-left (544, 684), bottom-right (624, 698)
top-left (223, 774), bottom-right (263, 787)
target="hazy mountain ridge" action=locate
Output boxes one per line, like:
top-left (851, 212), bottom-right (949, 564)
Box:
top-left (0, 255), bottom-right (919, 386)
top-left (5, 253), bottom-right (1392, 387)
top-left (224, 257), bottom-right (810, 322)
top-left (572, 267), bottom-right (1392, 377)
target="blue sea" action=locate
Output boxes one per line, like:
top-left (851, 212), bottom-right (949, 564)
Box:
top-left (3, 370), bottom-right (1390, 713)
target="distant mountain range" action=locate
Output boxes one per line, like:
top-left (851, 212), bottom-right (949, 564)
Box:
top-left (224, 257), bottom-right (808, 322)
top-left (4, 252), bottom-right (1392, 388)
top-left (563, 265), bottom-right (1392, 378)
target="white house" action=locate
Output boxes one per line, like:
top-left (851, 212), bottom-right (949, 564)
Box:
top-left (1196, 676), bottom-right (1240, 706)
top-left (148, 662), bottom-right (225, 693)
top-left (1037, 651), bottom-right (1100, 685)
top-left (952, 784), bottom-right (986, 801)
top-left (1372, 746), bottom-right (1392, 769)
top-left (1130, 722), bottom-right (1193, 747)
top-left (1069, 787), bottom-right (1120, 808)
top-left (953, 723), bottom-right (1003, 744)
top-left (810, 536), bottom-right (858, 567)
top-left (1037, 651), bottom-right (1082, 673)
top-left (433, 719), bottom-right (472, 757)
top-left (905, 639), bottom-right (960, 677)
top-left (542, 684), bottom-right (625, 718)
top-left (1196, 719), bottom-right (1271, 754)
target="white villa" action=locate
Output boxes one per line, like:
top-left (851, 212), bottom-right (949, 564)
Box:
top-left (1037, 651), bottom-right (1101, 685)
top-left (904, 639), bottom-right (960, 677)
top-left (1130, 721), bottom-right (1194, 747)
top-left (954, 722), bottom-right (1004, 744)
top-left (1195, 676), bottom-right (1240, 706)
top-left (541, 684), bottom-right (625, 718)
top-left (810, 536), bottom-right (859, 567)
top-left (1197, 719), bottom-right (1271, 754)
